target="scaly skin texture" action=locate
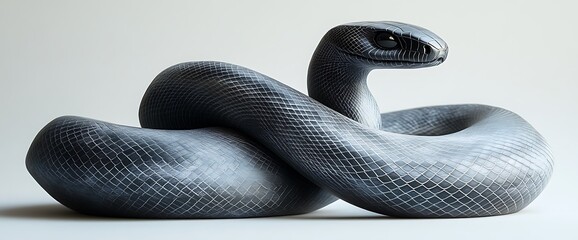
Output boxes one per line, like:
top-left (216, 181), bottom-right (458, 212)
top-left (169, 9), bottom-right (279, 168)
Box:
top-left (27, 21), bottom-right (553, 218)
top-left (27, 118), bottom-right (336, 218)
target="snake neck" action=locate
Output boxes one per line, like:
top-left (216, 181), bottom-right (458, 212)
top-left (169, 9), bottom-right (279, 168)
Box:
top-left (307, 43), bottom-right (381, 129)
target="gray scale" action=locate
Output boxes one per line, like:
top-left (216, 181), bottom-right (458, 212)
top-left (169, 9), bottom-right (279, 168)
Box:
top-left (26, 21), bottom-right (552, 218)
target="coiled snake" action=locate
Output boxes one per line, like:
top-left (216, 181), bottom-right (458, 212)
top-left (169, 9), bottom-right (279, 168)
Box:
top-left (26, 21), bottom-right (553, 218)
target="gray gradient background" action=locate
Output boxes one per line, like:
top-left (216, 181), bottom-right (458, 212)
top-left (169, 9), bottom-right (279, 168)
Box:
top-left (1, 0), bottom-right (576, 239)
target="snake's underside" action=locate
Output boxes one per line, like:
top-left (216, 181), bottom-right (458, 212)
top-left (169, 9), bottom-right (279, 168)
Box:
top-left (26, 22), bottom-right (553, 218)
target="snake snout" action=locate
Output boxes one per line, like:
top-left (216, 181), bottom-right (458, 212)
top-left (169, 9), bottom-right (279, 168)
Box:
top-left (425, 44), bottom-right (448, 65)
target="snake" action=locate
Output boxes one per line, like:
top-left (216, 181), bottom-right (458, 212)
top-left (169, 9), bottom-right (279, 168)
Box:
top-left (26, 21), bottom-right (553, 218)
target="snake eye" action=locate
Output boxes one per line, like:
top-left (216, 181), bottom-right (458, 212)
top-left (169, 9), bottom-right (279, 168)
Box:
top-left (375, 32), bottom-right (399, 49)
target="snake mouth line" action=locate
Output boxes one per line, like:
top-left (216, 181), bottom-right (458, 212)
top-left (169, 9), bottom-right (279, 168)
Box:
top-left (351, 53), bottom-right (444, 67)
top-left (385, 58), bottom-right (444, 65)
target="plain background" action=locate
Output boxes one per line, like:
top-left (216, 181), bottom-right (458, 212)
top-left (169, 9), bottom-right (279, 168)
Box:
top-left (1, 0), bottom-right (576, 239)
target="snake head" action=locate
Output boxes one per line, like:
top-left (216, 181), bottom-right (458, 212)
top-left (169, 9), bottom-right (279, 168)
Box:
top-left (324, 21), bottom-right (448, 68)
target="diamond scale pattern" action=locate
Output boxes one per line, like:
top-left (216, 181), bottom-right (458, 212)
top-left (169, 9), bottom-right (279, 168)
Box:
top-left (26, 21), bottom-right (552, 218)
top-left (135, 58), bottom-right (552, 217)
top-left (27, 117), bottom-right (336, 218)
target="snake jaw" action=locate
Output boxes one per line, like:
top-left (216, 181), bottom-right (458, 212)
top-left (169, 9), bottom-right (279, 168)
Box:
top-left (351, 52), bottom-right (447, 69)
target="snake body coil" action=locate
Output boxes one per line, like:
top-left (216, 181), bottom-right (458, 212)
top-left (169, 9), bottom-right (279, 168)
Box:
top-left (26, 22), bottom-right (553, 218)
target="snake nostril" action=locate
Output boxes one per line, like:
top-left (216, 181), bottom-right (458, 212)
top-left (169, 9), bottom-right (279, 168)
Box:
top-left (437, 57), bottom-right (444, 62)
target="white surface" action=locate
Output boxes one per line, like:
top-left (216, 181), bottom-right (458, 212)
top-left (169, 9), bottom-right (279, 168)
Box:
top-left (1, 0), bottom-right (576, 239)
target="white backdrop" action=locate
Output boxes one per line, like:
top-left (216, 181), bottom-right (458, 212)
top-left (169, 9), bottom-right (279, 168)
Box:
top-left (1, 0), bottom-right (576, 239)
